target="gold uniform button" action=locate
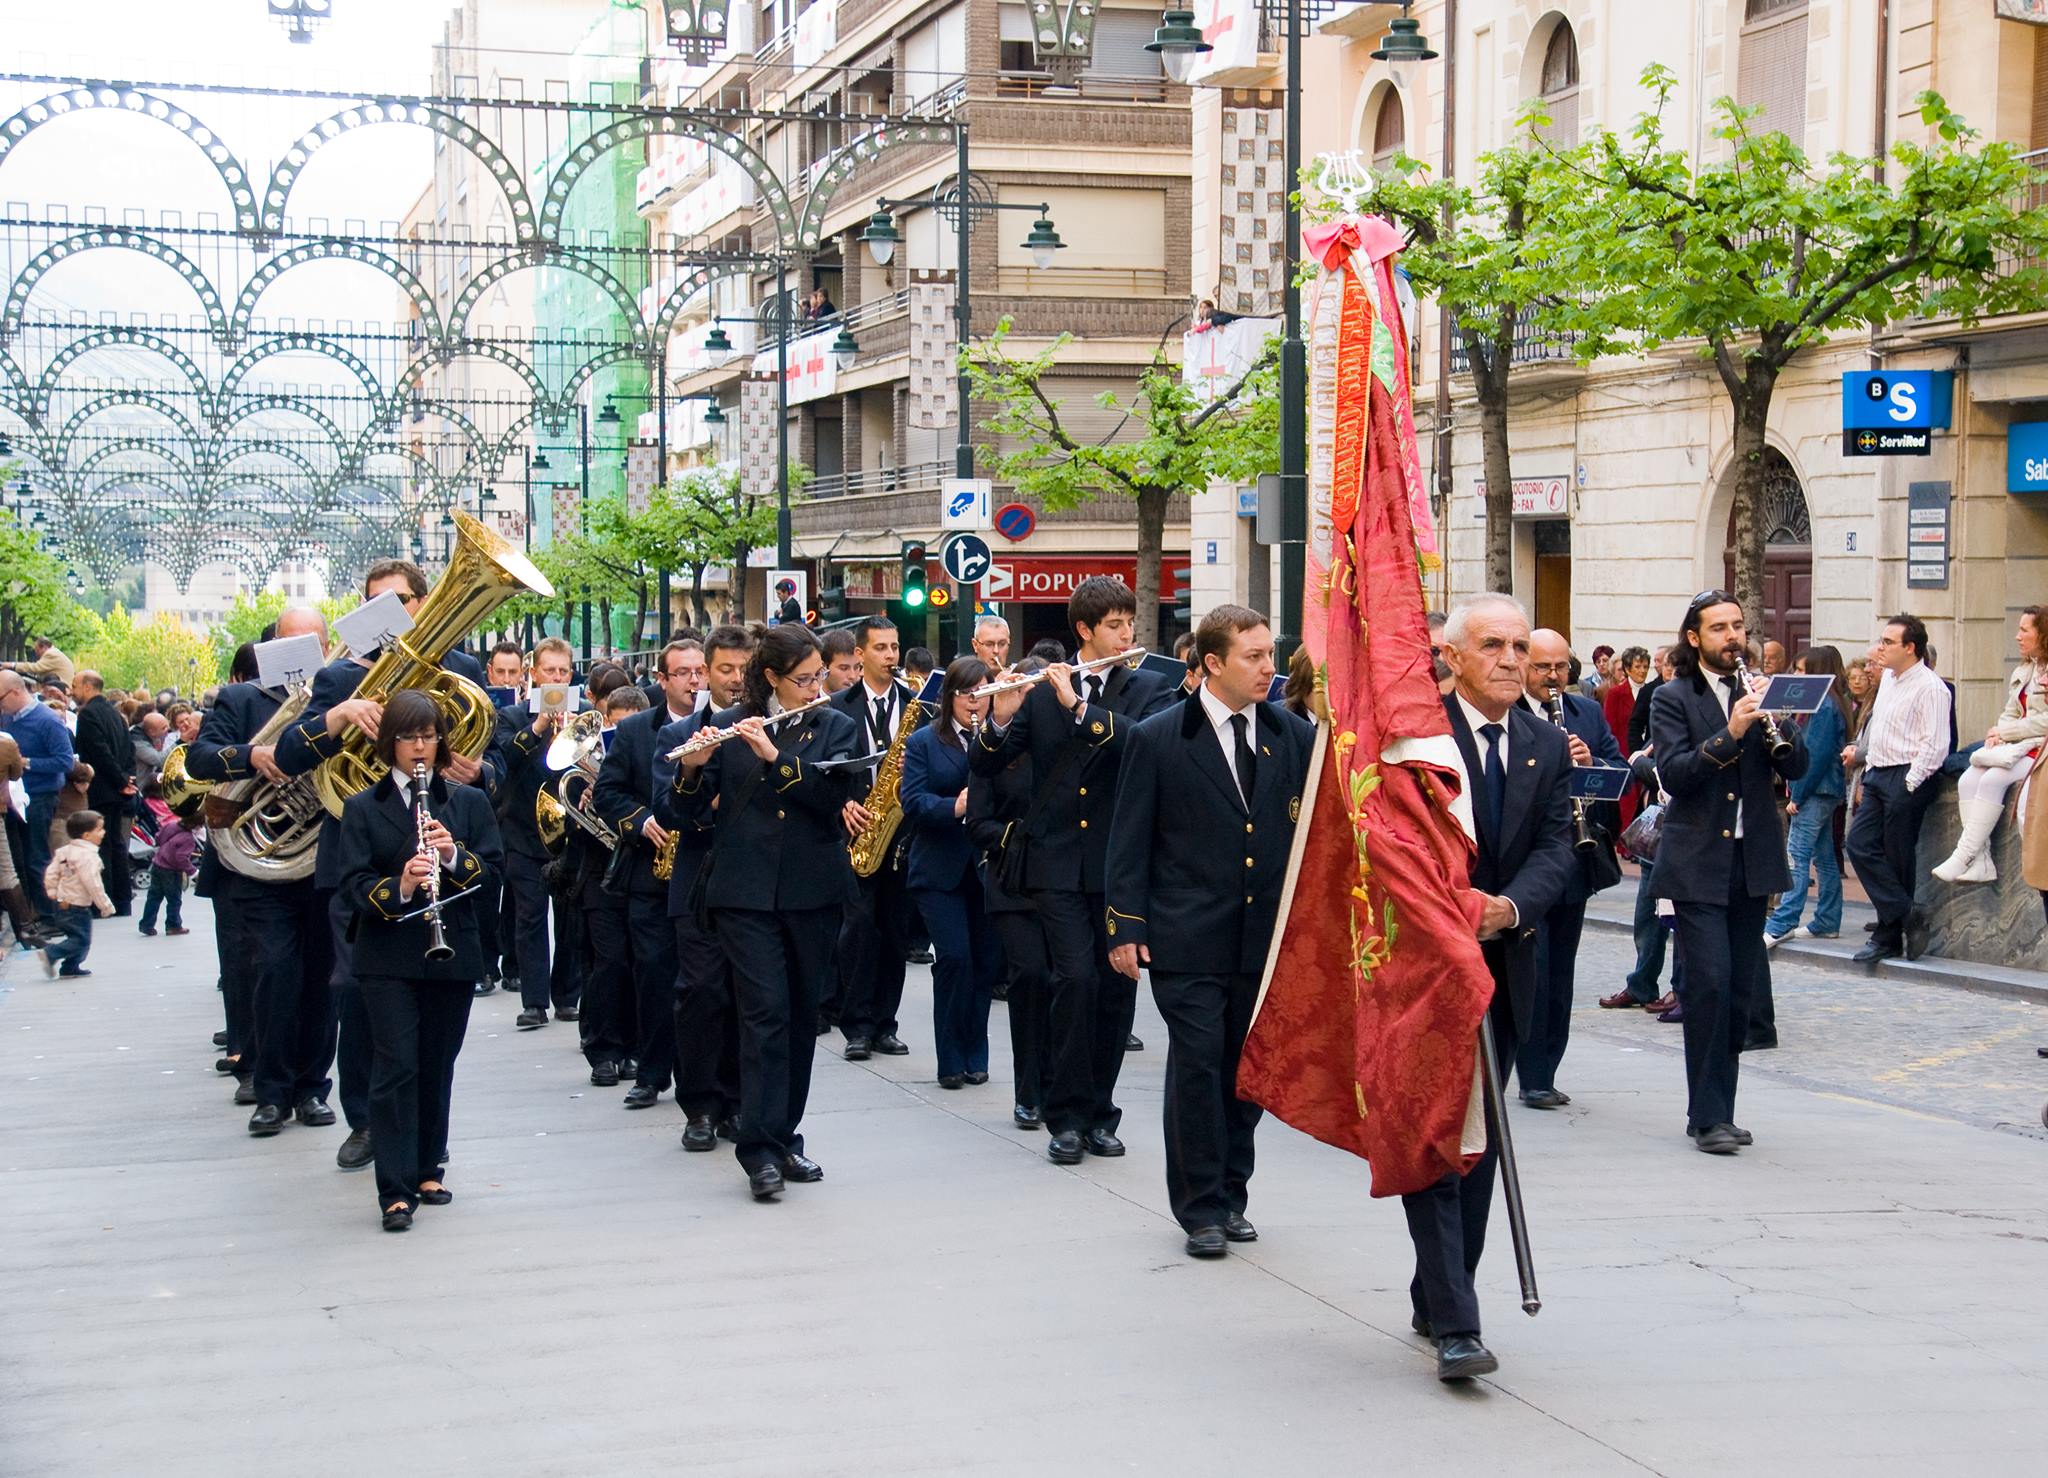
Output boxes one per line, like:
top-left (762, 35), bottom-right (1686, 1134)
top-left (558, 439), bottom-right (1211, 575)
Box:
top-left (1721, 829), bottom-right (1732, 838)
top-left (1726, 792), bottom-right (1736, 801)
top-left (1079, 819), bottom-right (1088, 830)
top-left (1245, 822), bottom-right (1254, 833)
top-left (1245, 895), bottom-right (1254, 904)
top-left (776, 809), bottom-right (786, 820)
top-left (1078, 787), bottom-right (1087, 796)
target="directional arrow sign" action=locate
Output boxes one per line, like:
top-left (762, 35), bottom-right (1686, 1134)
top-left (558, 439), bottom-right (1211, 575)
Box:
top-left (941, 532), bottom-right (993, 585)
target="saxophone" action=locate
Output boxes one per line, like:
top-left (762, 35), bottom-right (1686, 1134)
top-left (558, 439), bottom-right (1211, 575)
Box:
top-left (848, 684), bottom-right (937, 877)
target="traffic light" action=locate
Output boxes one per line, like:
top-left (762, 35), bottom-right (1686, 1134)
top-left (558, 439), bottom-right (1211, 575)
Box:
top-left (900, 540), bottom-right (929, 609)
top-left (929, 585), bottom-right (952, 610)
top-left (817, 585), bottom-right (848, 623)
top-left (1169, 564), bottom-right (1192, 625)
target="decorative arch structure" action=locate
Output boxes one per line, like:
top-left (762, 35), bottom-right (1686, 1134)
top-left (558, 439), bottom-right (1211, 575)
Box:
top-left (538, 111), bottom-right (797, 249)
top-left (30, 328), bottom-right (215, 424)
top-left (1, 229), bottom-right (230, 344)
top-left (229, 239), bottom-right (443, 345)
top-left (0, 86), bottom-right (258, 233)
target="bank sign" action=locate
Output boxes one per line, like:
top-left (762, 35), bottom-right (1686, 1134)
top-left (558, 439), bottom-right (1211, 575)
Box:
top-left (1841, 370), bottom-right (1952, 457)
top-left (2010, 422), bottom-right (2048, 493)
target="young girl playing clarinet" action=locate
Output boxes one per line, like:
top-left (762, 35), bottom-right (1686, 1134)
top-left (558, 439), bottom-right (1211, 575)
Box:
top-left (338, 689), bottom-right (504, 1232)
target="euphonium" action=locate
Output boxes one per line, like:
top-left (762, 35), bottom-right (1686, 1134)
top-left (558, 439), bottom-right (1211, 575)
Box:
top-left (158, 743), bottom-right (209, 822)
top-left (311, 511), bottom-right (554, 817)
top-left (849, 684), bottom-right (936, 878)
top-left (535, 713), bottom-right (615, 854)
top-left (208, 675), bottom-right (333, 881)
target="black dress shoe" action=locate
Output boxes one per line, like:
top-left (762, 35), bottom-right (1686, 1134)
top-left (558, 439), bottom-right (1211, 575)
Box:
top-left (1047, 1130), bottom-right (1084, 1164)
top-left (1436, 1334), bottom-right (1499, 1381)
top-left (1125, 1033), bottom-right (1144, 1052)
top-left (843, 1036), bottom-right (872, 1060)
top-left (214, 1056), bottom-right (239, 1075)
top-left (382, 1205), bottom-right (413, 1233)
top-left (1852, 938), bottom-right (1901, 964)
top-left (473, 980), bottom-right (496, 997)
top-left (906, 948), bottom-right (935, 965)
top-left (1084, 1129), bottom-right (1126, 1157)
top-left (212, 1030), bottom-right (228, 1047)
top-left (872, 1033), bottom-right (909, 1055)
top-left (1693, 1123), bottom-right (1742, 1154)
top-left (780, 1153), bottom-right (823, 1182)
top-left (1903, 913), bottom-right (1931, 961)
top-left (335, 1127), bottom-right (374, 1170)
top-left (555, 1005), bottom-right (580, 1022)
top-left (816, 1013), bottom-right (833, 1035)
top-left (1013, 1104), bottom-right (1043, 1130)
top-left (295, 1097), bottom-right (336, 1127)
top-left (1687, 1123), bottom-right (1754, 1146)
top-left (1224, 1212), bottom-right (1258, 1243)
top-left (964, 1070), bottom-right (989, 1085)
top-left (681, 1115), bottom-right (717, 1152)
top-left (715, 1117), bottom-right (739, 1141)
top-left (618, 1058), bottom-right (639, 1078)
top-left (1518, 1088), bottom-right (1569, 1109)
top-left (1185, 1225), bottom-right (1228, 1258)
top-left (589, 1060), bottom-right (620, 1087)
top-left (1741, 1030), bottom-right (1779, 1051)
top-left (623, 1084), bottom-right (660, 1110)
top-left (233, 1079), bottom-right (257, 1106)
top-left (938, 1074), bottom-right (964, 1090)
top-left (500, 975), bottom-right (520, 997)
top-left (1411, 1312), bottom-right (1433, 1339)
top-left (416, 1185), bottom-right (453, 1206)
top-left (515, 1008), bottom-right (547, 1030)
top-left (991, 981), bottom-right (1009, 1002)
top-left (248, 1104), bottom-right (286, 1136)
top-left (748, 1163), bottom-right (784, 1201)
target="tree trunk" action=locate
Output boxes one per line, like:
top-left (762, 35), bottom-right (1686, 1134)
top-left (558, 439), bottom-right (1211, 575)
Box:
top-left (633, 576), bottom-right (650, 654)
top-left (1133, 485), bottom-right (1169, 651)
top-left (1471, 334), bottom-right (1515, 596)
top-left (689, 562), bottom-right (710, 627)
top-left (597, 598), bottom-right (613, 655)
top-left (1726, 378), bottom-right (1777, 639)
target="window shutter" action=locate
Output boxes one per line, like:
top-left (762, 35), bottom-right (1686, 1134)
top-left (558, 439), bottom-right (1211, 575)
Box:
top-left (2033, 28), bottom-right (2048, 151)
top-left (1737, 2), bottom-right (1809, 143)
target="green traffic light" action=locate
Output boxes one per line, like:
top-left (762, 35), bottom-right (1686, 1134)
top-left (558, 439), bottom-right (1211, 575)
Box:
top-left (903, 586), bottom-right (927, 608)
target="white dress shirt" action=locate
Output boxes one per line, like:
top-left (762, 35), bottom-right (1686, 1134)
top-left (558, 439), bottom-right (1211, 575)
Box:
top-left (1197, 681), bottom-right (1256, 803)
top-left (1449, 693), bottom-right (1517, 926)
top-left (1706, 669), bottom-right (1746, 839)
top-left (1861, 661), bottom-right (1951, 791)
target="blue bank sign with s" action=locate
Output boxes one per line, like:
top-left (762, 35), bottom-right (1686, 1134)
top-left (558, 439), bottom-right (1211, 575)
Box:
top-left (1842, 371), bottom-right (1953, 430)
top-left (2010, 422), bottom-right (2048, 493)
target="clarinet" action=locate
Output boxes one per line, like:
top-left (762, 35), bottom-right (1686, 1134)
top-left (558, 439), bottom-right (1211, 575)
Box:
top-left (1732, 655), bottom-right (1794, 759)
top-left (1545, 692), bottom-right (1600, 853)
top-left (412, 760), bottom-right (455, 963)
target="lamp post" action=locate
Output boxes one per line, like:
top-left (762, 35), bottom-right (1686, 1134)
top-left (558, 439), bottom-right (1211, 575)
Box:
top-left (861, 167), bottom-right (1068, 654)
top-left (706, 277), bottom-right (801, 593)
top-left (1149, 0), bottom-right (1437, 653)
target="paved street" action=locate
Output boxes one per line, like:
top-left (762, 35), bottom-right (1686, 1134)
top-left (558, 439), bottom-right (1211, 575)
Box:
top-left (3, 903), bottom-right (2046, 1477)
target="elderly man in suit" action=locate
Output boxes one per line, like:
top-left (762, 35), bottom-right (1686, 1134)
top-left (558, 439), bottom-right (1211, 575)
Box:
top-left (1647, 591), bottom-right (1807, 1153)
top-left (1405, 593), bottom-right (1575, 1381)
top-left (1105, 605), bottom-right (1311, 1259)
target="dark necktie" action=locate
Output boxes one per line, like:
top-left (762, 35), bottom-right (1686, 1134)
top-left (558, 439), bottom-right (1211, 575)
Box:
top-left (1479, 721), bottom-right (1505, 842)
top-left (1722, 674), bottom-right (1742, 723)
top-left (872, 692), bottom-right (891, 747)
top-left (1085, 674), bottom-right (1104, 707)
top-left (1230, 712), bottom-right (1256, 805)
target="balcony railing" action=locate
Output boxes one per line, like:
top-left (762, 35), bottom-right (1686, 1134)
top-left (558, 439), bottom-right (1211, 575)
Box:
top-left (993, 71), bottom-right (1168, 104)
top-left (991, 266), bottom-right (1170, 298)
top-left (1448, 318), bottom-right (1584, 375)
top-left (1993, 146), bottom-right (2048, 282)
top-left (805, 459), bottom-right (950, 500)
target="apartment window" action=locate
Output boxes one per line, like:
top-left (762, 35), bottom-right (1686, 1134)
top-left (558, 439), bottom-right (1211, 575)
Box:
top-left (2033, 26), bottom-right (2048, 151)
top-left (1738, 0), bottom-right (1809, 143)
top-left (1371, 89), bottom-right (1405, 173)
top-left (1538, 20), bottom-right (1579, 146)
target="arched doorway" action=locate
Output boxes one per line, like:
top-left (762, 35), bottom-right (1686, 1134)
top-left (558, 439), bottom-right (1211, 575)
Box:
top-left (1722, 447), bottom-right (1813, 654)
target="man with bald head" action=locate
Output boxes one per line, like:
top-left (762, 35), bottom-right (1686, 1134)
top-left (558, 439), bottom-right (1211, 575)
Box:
top-left (1515, 629), bottom-right (1625, 1111)
top-left (185, 605), bottom-right (341, 1137)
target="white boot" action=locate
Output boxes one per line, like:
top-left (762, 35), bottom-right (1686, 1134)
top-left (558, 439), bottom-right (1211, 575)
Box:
top-left (1933, 795), bottom-right (2006, 884)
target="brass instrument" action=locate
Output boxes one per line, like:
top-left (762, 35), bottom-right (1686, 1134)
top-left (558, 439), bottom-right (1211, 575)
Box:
top-left (208, 675), bottom-right (332, 881)
top-left (311, 511), bottom-right (554, 817)
top-left (1545, 692), bottom-right (1600, 853)
top-left (663, 693), bottom-right (835, 766)
top-left (412, 760), bottom-right (455, 963)
top-left (969, 647), bottom-right (1147, 699)
top-left (848, 683), bottom-right (936, 878)
top-left (158, 743), bottom-right (208, 822)
top-left (653, 830), bottom-right (680, 882)
top-left (534, 712), bottom-right (616, 854)
top-left (1733, 654), bottom-right (1793, 759)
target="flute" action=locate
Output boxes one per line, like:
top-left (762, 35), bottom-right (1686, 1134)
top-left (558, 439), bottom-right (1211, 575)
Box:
top-left (1733, 655), bottom-right (1793, 758)
top-left (970, 647), bottom-right (1147, 699)
top-left (412, 760), bottom-right (455, 963)
top-left (664, 692), bottom-right (835, 765)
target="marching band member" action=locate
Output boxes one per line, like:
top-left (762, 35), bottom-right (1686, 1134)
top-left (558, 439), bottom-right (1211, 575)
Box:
top-left (591, 640), bottom-right (701, 1109)
top-left (1104, 606), bottom-right (1311, 1258)
top-left (276, 560), bottom-right (502, 1172)
top-left (970, 577), bottom-right (1175, 1166)
top-left (898, 657), bottom-right (996, 1090)
top-left (495, 638), bottom-right (582, 1030)
top-left (184, 606), bottom-right (339, 1139)
top-left (651, 624), bottom-right (754, 1150)
top-left (831, 616), bottom-right (917, 1060)
top-left (673, 625), bottom-right (858, 1201)
top-left (571, 685), bottom-right (649, 1083)
top-left (481, 640), bottom-right (529, 998)
top-left (338, 690), bottom-right (503, 1233)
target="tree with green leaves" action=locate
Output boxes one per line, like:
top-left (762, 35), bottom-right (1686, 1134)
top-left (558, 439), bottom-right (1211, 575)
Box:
top-left (0, 504), bottom-right (99, 661)
top-left (209, 589), bottom-right (287, 676)
top-left (965, 320), bottom-right (1278, 650)
top-left (1584, 69), bottom-right (2048, 622)
top-left (1357, 119), bottom-right (1626, 593)
top-left (75, 606), bottom-right (218, 694)
top-left (647, 466), bottom-right (782, 627)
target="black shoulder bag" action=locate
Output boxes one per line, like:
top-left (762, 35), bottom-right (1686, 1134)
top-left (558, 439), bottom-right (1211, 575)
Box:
top-left (992, 732), bottom-right (1089, 894)
top-left (685, 734), bottom-right (776, 931)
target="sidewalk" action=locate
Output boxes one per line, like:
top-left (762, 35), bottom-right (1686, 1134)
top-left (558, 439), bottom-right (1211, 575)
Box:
top-left (1585, 874), bottom-right (2048, 1007)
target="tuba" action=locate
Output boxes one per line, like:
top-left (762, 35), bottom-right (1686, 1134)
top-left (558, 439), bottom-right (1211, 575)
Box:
top-left (310, 511), bottom-right (554, 817)
top-left (207, 673), bottom-right (341, 881)
top-left (158, 743), bottom-right (210, 822)
top-left (848, 684), bottom-right (937, 878)
top-left (535, 711), bottom-right (616, 853)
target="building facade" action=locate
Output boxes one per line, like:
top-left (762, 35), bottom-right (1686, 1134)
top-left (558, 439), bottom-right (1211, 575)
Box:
top-left (1185, 0), bottom-right (2048, 733)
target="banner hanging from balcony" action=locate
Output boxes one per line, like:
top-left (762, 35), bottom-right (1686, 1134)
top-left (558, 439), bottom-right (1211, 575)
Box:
top-left (740, 375), bottom-right (778, 498)
top-left (909, 271), bottom-right (957, 430)
top-left (752, 326), bottom-right (840, 405)
top-left (550, 483), bottom-right (581, 543)
top-left (625, 440), bottom-right (661, 513)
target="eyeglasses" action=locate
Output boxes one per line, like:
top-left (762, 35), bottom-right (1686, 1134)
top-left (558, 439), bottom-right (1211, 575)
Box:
top-left (1529, 661), bottom-right (1572, 675)
top-left (392, 731), bottom-right (439, 744)
top-left (782, 670), bottom-right (823, 689)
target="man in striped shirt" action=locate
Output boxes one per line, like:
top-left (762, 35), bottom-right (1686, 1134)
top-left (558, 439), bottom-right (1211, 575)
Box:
top-left (1843, 614), bottom-right (1952, 963)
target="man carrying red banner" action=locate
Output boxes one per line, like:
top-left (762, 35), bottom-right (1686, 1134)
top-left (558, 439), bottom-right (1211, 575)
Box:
top-left (1235, 214), bottom-right (1572, 1382)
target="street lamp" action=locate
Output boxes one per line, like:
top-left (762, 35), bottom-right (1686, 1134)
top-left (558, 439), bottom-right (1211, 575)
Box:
top-left (703, 323), bottom-right (734, 361)
top-left (830, 326), bottom-right (859, 372)
top-left (1020, 216), bottom-right (1067, 270)
top-left (859, 208), bottom-right (902, 267)
top-left (659, 0), bottom-right (732, 62)
top-left (1370, 2), bottom-right (1438, 61)
top-left (1145, 10), bottom-right (1209, 84)
top-left (267, 0), bottom-right (332, 45)
top-left (597, 398), bottom-right (622, 428)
